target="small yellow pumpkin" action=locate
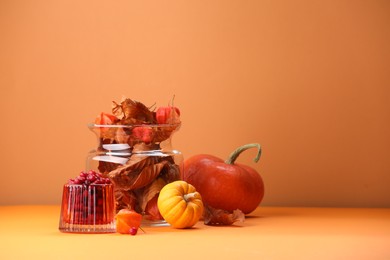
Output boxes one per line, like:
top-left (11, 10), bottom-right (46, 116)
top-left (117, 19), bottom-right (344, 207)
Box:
top-left (157, 180), bottom-right (204, 228)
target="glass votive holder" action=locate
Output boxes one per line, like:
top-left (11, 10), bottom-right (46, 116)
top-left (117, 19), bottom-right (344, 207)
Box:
top-left (59, 183), bottom-right (116, 233)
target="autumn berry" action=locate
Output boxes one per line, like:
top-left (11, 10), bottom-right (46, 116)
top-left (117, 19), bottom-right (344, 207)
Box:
top-left (129, 227), bottom-right (138, 236)
top-left (68, 170), bottom-right (111, 185)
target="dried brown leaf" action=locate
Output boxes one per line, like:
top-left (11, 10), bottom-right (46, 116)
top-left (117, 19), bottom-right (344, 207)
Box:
top-left (130, 162), bottom-right (167, 190)
top-left (108, 155), bottom-right (167, 190)
top-left (204, 205), bottom-right (245, 226)
top-left (112, 98), bottom-right (155, 124)
top-left (98, 160), bottom-right (118, 176)
top-left (160, 163), bottom-right (181, 184)
top-left (138, 178), bottom-right (167, 212)
top-left (115, 190), bottom-right (137, 211)
top-left (114, 127), bottom-right (131, 144)
top-left (152, 123), bottom-right (180, 143)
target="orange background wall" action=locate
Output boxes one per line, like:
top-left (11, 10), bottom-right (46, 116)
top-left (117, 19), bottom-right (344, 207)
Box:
top-left (1, 0), bottom-right (389, 207)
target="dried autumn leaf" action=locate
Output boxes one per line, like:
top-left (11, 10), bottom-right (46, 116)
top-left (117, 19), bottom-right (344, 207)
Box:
top-left (138, 177), bottom-right (167, 212)
top-left (152, 123), bottom-right (180, 143)
top-left (114, 127), bottom-right (131, 144)
top-left (115, 190), bottom-right (137, 211)
top-left (203, 205), bottom-right (245, 226)
top-left (108, 155), bottom-right (168, 190)
top-left (98, 127), bottom-right (118, 141)
top-left (98, 160), bottom-right (119, 176)
top-left (160, 162), bottom-right (181, 184)
top-left (132, 142), bottom-right (160, 153)
top-left (129, 161), bottom-right (168, 190)
top-left (112, 98), bottom-right (155, 124)
top-left (145, 194), bottom-right (164, 220)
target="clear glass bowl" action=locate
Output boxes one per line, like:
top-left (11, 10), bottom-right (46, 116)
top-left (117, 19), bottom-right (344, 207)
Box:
top-left (86, 123), bottom-right (183, 226)
top-left (59, 183), bottom-right (116, 233)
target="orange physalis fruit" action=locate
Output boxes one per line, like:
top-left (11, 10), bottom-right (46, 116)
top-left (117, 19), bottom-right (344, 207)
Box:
top-left (115, 209), bottom-right (142, 234)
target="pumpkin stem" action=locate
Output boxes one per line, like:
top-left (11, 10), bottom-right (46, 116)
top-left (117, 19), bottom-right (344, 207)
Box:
top-left (183, 192), bottom-right (197, 202)
top-left (225, 143), bottom-right (262, 165)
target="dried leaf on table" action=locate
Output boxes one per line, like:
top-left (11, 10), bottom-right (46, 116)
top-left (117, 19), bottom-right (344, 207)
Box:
top-left (203, 205), bottom-right (245, 226)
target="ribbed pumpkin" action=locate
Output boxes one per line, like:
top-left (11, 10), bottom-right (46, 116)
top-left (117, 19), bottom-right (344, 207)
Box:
top-left (157, 180), bottom-right (204, 228)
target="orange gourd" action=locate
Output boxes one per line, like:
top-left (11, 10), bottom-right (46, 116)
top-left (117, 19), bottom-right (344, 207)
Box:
top-left (157, 181), bottom-right (204, 229)
top-left (183, 143), bottom-right (264, 215)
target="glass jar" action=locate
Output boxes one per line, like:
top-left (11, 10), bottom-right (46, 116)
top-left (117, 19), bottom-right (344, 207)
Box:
top-left (86, 123), bottom-right (183, 226)
top-left (59, 183), bottom-right (116, 233)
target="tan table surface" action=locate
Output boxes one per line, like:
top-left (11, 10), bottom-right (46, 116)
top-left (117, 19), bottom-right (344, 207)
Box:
top-left (0, 205), bottom-right (389, 259)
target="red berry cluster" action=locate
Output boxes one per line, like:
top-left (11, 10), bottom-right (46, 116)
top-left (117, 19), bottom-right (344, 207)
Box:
top-left (68, 170), bottom-right (111, 185)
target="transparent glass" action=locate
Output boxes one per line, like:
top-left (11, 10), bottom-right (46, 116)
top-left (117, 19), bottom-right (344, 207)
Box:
top-left (86, 123), bottom-right (183, 226)
top-left (59, 183), bottom-right (116, 233)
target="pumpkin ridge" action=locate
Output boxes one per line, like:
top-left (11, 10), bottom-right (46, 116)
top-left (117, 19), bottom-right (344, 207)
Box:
top-left (164, 199), bottom-right (186, 223)
top-left (175, 204), bottom-right (195, 228)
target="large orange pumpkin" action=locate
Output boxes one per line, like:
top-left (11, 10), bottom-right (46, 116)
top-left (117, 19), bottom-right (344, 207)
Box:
top-left (183, 143), bottom-right (264, 214)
